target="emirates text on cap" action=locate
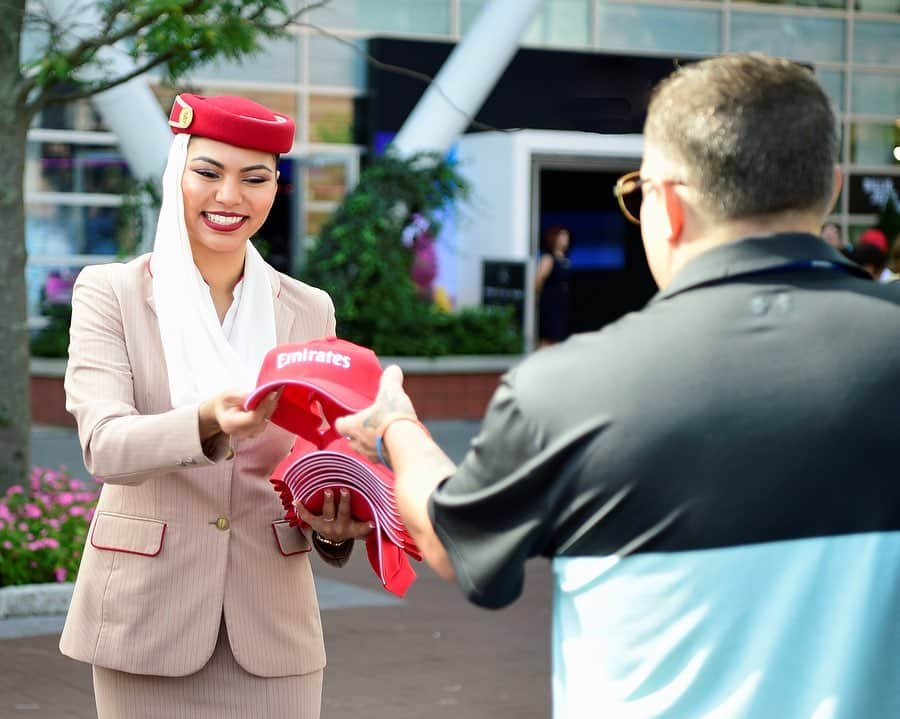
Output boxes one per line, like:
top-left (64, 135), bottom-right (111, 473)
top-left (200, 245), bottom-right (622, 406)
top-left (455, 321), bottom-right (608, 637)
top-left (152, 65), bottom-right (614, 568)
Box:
top-left (276, 348), bottom-right (351, 370)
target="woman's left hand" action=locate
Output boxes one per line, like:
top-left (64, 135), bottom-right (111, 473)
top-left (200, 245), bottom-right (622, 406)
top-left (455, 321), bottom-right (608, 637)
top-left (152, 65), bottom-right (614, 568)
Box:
top-left (293, 488), bottom-right (373, 543)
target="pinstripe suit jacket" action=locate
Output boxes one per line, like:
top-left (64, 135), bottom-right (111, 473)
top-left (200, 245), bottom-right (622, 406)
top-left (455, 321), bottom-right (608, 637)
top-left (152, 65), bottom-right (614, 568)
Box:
top-left (59, 254), bottom-right (334, 677)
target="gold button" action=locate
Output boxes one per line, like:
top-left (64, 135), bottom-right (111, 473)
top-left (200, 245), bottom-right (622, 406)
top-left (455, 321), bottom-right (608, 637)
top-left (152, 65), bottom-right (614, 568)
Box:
top-left (215, 516), bottom-right (230, 531)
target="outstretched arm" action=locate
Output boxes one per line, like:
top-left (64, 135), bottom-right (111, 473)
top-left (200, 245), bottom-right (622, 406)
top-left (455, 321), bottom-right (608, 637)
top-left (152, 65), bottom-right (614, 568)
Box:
top-left (335, 366), bottom-right (457, 580)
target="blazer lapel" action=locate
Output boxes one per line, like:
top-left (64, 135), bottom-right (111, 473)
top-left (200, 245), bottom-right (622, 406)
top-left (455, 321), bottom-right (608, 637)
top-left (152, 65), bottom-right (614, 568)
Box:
top-left (144, 257), bottom-right (157, 316)
top-left (268, 266), bottom-right (296, 344)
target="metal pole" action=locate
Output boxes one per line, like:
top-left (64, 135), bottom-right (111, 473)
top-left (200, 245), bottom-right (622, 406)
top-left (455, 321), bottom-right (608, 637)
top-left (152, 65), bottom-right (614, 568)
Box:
top-left (390, 0), bottom-right (543, 156)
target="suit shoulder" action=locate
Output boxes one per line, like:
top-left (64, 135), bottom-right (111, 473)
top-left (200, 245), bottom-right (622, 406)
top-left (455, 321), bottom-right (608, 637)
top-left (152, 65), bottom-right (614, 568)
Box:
top-left (275, 271), bottom-right (334, 314)
top-left (75, 254), bottom-right (149, 291)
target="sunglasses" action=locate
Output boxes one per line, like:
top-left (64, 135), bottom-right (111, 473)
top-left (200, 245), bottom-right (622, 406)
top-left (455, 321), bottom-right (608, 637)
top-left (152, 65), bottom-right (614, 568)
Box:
top-left (613, 171), bottom-right (687, 225)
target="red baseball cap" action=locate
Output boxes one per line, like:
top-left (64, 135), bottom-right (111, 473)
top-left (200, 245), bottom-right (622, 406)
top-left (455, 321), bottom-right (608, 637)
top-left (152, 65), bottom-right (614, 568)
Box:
top-left (858, 227), bottom-right (888, 253)
top-left (246, 337), bottom-right (383, 437)
top-left (168, 93), bottom-right (295, 154)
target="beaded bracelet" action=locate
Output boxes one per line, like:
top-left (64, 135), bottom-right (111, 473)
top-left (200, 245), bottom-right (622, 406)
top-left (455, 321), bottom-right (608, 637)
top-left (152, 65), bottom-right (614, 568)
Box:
top-left (375, 413), bottom-right (430, 470)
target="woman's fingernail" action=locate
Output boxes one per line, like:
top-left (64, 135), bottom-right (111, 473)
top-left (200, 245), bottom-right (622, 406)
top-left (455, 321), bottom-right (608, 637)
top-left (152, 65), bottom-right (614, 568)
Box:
top-left (368, 521), bottom-right (376, 529)
top-left (324, 490), bottom-right (333, 497)
top-left (340, 489), bottom-right (349, 496)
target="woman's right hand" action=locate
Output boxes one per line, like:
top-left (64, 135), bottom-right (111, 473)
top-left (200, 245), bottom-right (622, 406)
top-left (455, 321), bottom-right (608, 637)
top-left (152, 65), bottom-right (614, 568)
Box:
top-left (198, 389), bottom-right (281, 441)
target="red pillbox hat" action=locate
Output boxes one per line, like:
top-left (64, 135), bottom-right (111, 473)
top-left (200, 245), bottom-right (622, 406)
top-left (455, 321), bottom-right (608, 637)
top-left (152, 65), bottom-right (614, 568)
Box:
top-left (168, 93), bottom-right (295, 154)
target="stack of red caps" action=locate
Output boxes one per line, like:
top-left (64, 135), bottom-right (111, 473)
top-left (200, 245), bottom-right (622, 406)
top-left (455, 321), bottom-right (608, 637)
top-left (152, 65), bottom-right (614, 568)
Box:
top-left (244, 337), bottom-right (419, 597)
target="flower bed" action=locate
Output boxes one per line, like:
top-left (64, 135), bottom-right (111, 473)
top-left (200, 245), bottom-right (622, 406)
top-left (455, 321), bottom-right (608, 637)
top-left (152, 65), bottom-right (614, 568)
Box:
top-left (0, 468), bottom-right (100, 587)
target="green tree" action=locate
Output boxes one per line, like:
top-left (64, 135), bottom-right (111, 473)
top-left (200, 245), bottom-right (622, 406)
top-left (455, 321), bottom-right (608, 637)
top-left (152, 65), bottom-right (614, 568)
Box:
top-left (0, 0), bottom-right (323, 488)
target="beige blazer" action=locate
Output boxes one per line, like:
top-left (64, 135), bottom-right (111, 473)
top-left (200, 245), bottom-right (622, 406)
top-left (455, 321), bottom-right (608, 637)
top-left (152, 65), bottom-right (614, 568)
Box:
top-left (59, 254), bottom-right (335, 678)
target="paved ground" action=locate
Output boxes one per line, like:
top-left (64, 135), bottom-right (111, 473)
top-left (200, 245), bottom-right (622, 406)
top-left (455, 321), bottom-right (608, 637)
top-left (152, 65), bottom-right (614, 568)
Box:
top-left (0, 422), bottom-right (553, 719)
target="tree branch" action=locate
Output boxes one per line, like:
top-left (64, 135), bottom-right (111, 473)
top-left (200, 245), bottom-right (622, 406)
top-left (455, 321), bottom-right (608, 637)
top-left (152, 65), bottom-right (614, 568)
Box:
top-left (62, 0), bottom-right (206, 77)
top-left (33, 48), bottom-right (184, 108)
top-left (23, 0), bottom-right (332, 112)
top-left (18, 0), bottom-right (136, 104)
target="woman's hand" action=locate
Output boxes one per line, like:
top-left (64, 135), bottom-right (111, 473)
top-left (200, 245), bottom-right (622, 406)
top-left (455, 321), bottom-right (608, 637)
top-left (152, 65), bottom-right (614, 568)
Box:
top-left (199, 388), bottom-right (281, 441)
top-left (294, 488), bottom-right (373, 543)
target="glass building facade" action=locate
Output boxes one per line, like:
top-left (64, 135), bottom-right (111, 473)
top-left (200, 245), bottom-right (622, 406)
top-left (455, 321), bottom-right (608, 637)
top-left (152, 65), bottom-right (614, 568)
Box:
top-left (24, 0), bottom-right (900, 325)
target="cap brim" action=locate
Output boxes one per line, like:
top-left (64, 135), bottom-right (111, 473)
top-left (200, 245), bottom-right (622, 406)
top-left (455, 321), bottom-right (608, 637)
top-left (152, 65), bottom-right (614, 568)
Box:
top-left (245, 379), bottom-right (375, 415)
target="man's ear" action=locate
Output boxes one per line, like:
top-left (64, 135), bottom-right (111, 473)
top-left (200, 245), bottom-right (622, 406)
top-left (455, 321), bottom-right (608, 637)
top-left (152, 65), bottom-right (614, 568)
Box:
top-left (828, 165), bottom-right (843, 214)
top-left (663, 183), bottom-right (685, 246)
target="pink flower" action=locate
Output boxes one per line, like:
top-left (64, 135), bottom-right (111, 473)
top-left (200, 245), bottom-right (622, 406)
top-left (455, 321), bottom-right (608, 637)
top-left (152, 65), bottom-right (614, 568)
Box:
top-left (27, 538), bottom-right (60, 551)
top-left (69, 506), bottom-right (85, 517)
top-left (2, 540), bottom-right (12, 550)
top-left (54, 567), bottom-right (68, 582)
top-left (0, 505), bottom-right (12, 521)
top-left (0, 520), bottom-right (4, 529)
top-left (47, 518), bottom-right (61, 530)
top-left (24, 504), bottom-right (42, 519)
top-left (7, 485), bottom-right (23, 495)
top-left (18, 522), bottom-right (28, 532)
top-left (55, 493), bottom-right (75, 507)
top-left (69, 479), bottom-right (83, 490)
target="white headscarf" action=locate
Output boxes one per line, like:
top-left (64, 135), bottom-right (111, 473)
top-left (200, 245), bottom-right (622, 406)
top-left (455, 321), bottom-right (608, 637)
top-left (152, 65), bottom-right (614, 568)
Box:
top-left (150, 134), bottom-right (277, 408)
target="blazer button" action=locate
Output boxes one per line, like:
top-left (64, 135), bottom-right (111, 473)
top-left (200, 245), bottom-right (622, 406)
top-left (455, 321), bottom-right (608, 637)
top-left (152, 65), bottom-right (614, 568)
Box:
top-left (215, 516), bottom-right (230, 531)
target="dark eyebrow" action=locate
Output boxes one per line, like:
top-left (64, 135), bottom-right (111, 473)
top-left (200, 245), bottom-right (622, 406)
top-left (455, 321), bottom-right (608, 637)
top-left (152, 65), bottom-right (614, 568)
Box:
top-left (190, 156), bottom-right (275, 173)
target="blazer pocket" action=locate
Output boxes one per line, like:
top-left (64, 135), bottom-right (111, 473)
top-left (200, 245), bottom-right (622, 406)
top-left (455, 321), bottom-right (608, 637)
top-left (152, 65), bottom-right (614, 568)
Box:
top-left (90, 511), bottom-right (167, 557)
top-left (272, 520), bottom-right (311, 556)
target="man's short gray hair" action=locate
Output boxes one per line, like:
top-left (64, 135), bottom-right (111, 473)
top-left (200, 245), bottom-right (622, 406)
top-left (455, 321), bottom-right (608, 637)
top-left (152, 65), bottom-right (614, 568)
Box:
top-left (644, 53), bottom-right (838, 221)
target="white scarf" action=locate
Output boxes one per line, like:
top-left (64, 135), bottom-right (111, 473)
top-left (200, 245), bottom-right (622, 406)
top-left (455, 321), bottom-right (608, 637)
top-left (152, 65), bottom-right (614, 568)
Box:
top-left (150, 134), bottom-right (277, 408)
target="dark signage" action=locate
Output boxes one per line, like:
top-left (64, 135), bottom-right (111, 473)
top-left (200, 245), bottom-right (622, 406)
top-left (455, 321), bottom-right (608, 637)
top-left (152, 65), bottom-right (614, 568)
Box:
top-left (848, 174), bottom-right (900, 215)
top-left (482, 260), bottom-right (527, 331)
top-left (365, 38), bottom-right (701, 145)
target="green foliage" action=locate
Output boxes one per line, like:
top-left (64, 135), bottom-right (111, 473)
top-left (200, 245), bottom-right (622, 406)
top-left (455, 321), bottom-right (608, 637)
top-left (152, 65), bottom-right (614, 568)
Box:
top-left (21, 0), bottom-right (319, 103)
top-left (29, 302), bottom-right (71, 359)
top-left (0, 468), bottom-right (101, 587)
top-left (116, 177), bottom-right (161, 259)
top-left (302, 153), bottom-right (522, 356)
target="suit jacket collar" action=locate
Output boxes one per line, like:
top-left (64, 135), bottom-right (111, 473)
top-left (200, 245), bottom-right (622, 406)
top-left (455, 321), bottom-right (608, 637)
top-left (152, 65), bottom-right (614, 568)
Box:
top-left (144, 254), bottom-right (295, 343)
top-left (652, 232), bottom-right (869, 304)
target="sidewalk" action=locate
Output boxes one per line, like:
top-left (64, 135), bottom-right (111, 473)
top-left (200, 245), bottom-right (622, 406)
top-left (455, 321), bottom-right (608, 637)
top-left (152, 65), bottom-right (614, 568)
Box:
top-left (0, 421), bottom-right (553, 719)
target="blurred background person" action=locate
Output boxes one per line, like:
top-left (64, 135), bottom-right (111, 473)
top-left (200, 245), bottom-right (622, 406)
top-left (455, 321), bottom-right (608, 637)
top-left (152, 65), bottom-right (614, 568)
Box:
top-left (820, 221), bottom-right (847, 253)
top-left (534, 225), bottom-right (572, 348)
top-left (850, 241), bottom-right (887, 279)
top-left (852, 226), bottom-right (890, 280)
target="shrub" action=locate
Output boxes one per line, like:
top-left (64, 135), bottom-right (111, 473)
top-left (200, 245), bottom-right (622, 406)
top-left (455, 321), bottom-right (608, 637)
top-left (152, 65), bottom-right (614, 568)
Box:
top-left (302, 152), bottom-right (523, 356)
top-left (0, 468), bottom-right (100, 587)
top-left (29, 302), bottom-right (71, 359)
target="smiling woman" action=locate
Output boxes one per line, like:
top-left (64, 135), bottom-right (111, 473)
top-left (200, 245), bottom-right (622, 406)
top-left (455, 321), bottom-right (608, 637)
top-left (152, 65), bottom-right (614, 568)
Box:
top-left (180, 139), bottom-right (280, 321)
top-left (57, 94), bottom-right (363, 719)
